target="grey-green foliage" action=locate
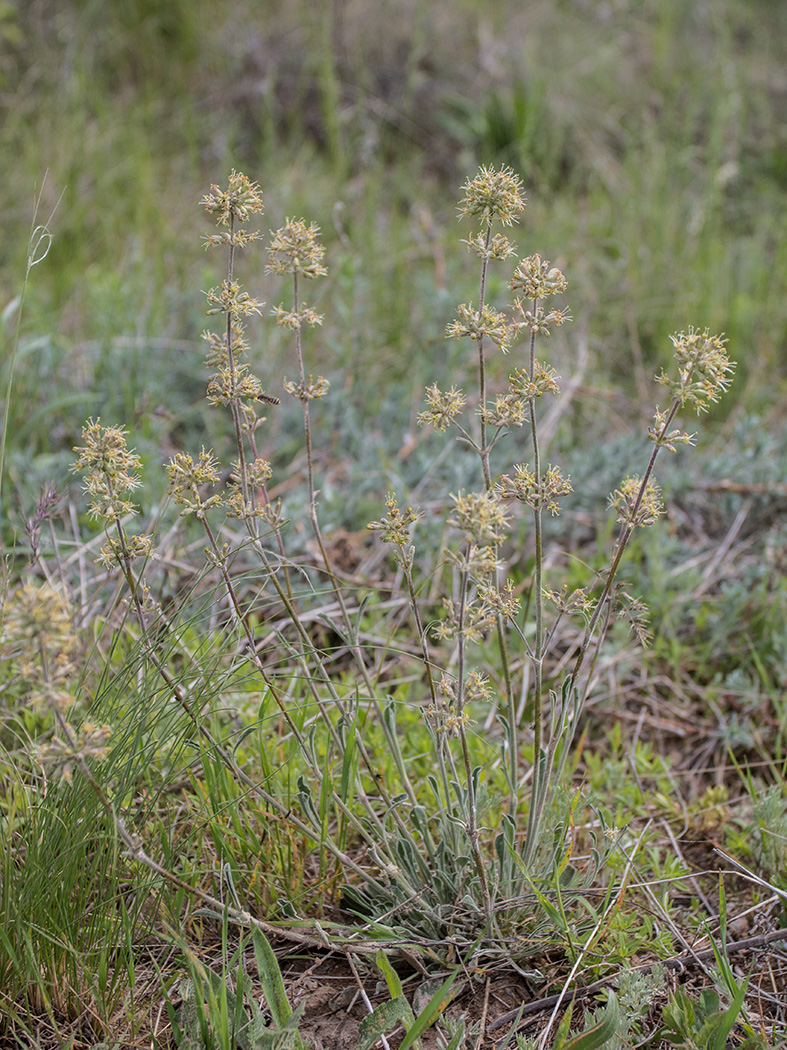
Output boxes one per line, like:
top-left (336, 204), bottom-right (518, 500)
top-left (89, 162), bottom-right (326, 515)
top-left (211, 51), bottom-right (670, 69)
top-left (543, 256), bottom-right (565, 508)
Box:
top-left (579, 965), bottom-right (667, 1050)
top-left (514, 968), bottom-right (668, 1050)
top-left (617, 963), bottom-right (667, 1018)
top-left (752, 783), bottom-right (787, 879)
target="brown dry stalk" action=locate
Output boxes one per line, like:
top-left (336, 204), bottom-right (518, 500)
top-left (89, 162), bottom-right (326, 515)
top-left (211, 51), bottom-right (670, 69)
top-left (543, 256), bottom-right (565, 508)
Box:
top-left (486, 925), bottom-right (787, 1034)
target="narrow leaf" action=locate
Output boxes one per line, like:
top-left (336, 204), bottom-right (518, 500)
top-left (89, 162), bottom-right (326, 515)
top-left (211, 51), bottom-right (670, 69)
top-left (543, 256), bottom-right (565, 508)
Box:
top-left (252, 928), bottom-right (293, 1031)
top-left (398, 971), bottom-right (458, 1050)
top-left (376, 948), bottom-right (404, 999)
top-left (561, 990), bottom-right (620, 1050)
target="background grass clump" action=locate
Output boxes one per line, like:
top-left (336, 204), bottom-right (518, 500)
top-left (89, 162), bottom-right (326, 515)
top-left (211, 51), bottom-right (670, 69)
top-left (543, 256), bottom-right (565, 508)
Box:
top-left (2, 2), bottom-right (787, 1048)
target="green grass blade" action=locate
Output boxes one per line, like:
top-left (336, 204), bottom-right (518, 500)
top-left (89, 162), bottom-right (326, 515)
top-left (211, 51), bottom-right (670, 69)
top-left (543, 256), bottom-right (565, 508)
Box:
top-left (397, 971), bottom-right (457, 1050)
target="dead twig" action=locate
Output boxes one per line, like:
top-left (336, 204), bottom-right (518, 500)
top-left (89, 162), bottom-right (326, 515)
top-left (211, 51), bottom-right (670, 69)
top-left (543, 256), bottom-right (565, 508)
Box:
top-left (487, 925), bottom-right (787, 1037)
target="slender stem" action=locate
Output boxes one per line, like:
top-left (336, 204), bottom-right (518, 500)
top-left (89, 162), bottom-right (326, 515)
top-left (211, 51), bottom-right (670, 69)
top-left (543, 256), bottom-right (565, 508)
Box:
top-left (100, 500), bottom-right (388, 882)
top-left (247, 425), bottom-right (293, 600)
top-left (500, 611), bottom-right (517, 801)
top-left (455, 566), bottom-right (493, 926)
top-left (222, 239), bottom-right (378, 818)
top-left (35, 545), bottom-right (400, 921)
top-left (210, 507), bottom-right (437, 879)
top-left (569, 397), bottom-right (681, 689)
top-left (1, 180), bottom-right (62, 518)
top-left (108, 517), bottom-right (266, 793)
top-left (402, 557), bottom-right (438, 708)
top-left (524, 399), bottom-right (683, 859)
top-left (292, 272), bottom-right (315, 513)
top-left (471, 222), bottom-right (517, 812)
top-left (224, 212), bottom-right (253, 518)
top-left (524, 316), bottom-right (545, 862)
top-left (477, 221), bottom-right (493, 490)
top-left (287, 269), bottom-right (425, 810)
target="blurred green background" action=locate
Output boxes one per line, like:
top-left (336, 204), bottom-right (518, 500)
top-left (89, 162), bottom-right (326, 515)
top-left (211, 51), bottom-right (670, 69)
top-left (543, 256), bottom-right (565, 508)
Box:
top-left (1, 0), bottom-right (786, 515)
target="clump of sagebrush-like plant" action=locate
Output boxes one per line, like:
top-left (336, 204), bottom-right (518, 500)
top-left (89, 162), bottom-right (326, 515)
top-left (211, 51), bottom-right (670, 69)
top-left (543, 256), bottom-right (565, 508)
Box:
top-left (59, 167), bottom-right (734, 967)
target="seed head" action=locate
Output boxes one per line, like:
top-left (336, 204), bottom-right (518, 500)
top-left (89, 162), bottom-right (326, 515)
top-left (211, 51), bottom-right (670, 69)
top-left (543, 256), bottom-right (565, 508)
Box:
top-left (444, 543), bottom-right (500, 577)
top-left (202, 171), bottom-right (264, 227)
top-left (3, 583), bottom-right (81, 713)
top-left (458, 165), bottom-right (526, 227)
top-left (543, 585), bottom-right (596, 620)
top-left (656, 328), bottom-right (734, 413)
top-left (433, 597), bottom-right (494, 643)
top-left (167, 449), bottom-right (224, 518)
top-left (425, 697), bottom-right (473, 737)
top-left (37, 721), bottom-right (112, 782)
top-left (368, 492), bottom-right (420, 547)
top-left (272, 304), bottom-right (324, 330)
top-left (72, 419), bottom-right (142, 522)
top-left (510, 301), bottom-right (572, 338)
top-left (648, 409), bottom-right (696, 452)
top-left (245, 457), bottom-right (273, 488)
top-left (202, 323), bottom-right (249, 368)
top-left (615, 590), bottom-right (652, 646)
top-left (610, 476), bottom-right (663, 529)
top-left (465, 670), bottom-right (493, 703)
top-left (462, 232), bottom-right (517, 261)
top-left (24, 485), bottom-right (61, 561)
top-left (448, 491), bottom-right (510, 544)
top-left (266, 219), bottom-right (327, 279)
top-left (205, 280), bottom-right (263, 318)
top-left (478, 579), bottom-right (521, 618)
top-left (446, 303), bottom-right (511, 352)
top-left (283, 374), bottom-right (330, 402)
top-left (509, 361), bottom-right (561, 401)
top-left (3, 582), bottom-right (75, 653)
top-left (98, 533), bottom-right (155, 568)
top-left (417, 384), bottom-right (466, 432)
top-left (207, 363), bottom-right (264, 407)
top-left (225, 490), bottom-right (259, 520)
top-left (168, 448), bottom-right (222, 488)
top-left (480, 393), bottom-right (527, 428)
top-left (223, 458), bottom-right (273, 519)
top-left (497, 464), bottom-right (572, 515)
top-left (510, 254), bottom-right (567, 300)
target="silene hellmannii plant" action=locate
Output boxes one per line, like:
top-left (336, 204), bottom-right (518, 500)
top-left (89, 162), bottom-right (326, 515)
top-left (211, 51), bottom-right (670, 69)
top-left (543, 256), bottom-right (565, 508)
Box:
top-left (19, 166), bottom-right (732, 967)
